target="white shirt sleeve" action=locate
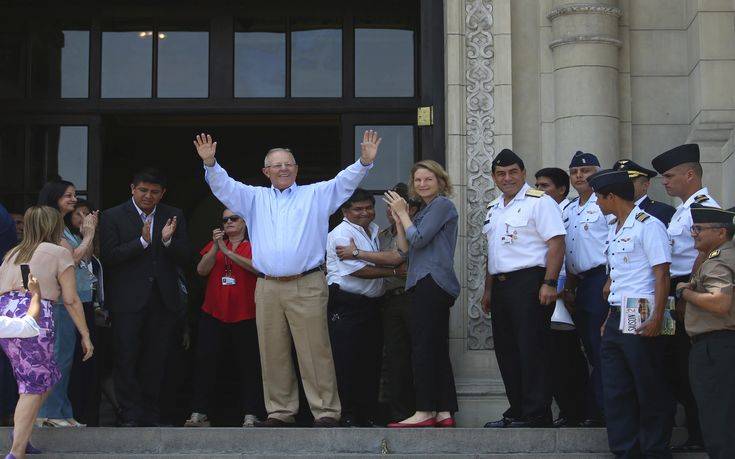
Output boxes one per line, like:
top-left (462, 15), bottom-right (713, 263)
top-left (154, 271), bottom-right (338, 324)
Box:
top-left (315, 160), bottom-right (373, 216)
top-left (534, 195), bottom-right (567, 241)
top-left (327, 226), bottom-right (368, 276)
top-left (642, 219), bottom-right (672, 267)
top-left (204, 161), bottom-right (257, 221)
top-left (0, 315), bottom-right (41, 339)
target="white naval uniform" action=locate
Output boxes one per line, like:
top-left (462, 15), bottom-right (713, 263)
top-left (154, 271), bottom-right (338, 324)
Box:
top-left (563, 194), bottom-right (610, 276)
top-left (667, 187), bottom-right (719, 277)
top-left (483, 183), bottom-right (566, 275)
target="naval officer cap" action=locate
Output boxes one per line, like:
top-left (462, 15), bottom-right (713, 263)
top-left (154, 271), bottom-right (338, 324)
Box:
top-left (612, 159), bottom-right (657, 179)
top-left (586, 169), bottom-right (631, 192)
top-left (651, 144), bottom-right (700, 174)
top-left (492, 148), bottom-right (524, 171)
top-left (690, 204), bottom-right (735, 225)
top-left (569, 151), bottom-right (600, 168)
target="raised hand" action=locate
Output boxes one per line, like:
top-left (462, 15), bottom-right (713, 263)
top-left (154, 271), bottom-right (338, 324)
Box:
top-left (383, 190), bottom-right (409, 216)
top-left (80, 211), bottom-right (98, 238)
top-left (360, 130), bottom-right (382, 165)
top-left (141, 218), bottom-right (152, 245)
top-left (162, 216), bottom-right (178, 243)
top-left (194, 133), bottom-right (217, 167)
top-left (26, 275), bottom-right (42, 321)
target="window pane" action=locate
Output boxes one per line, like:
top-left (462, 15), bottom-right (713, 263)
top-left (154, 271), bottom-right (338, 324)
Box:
top-left (291, 19), bottom-right (341, 97)
top-left (0, 27), bottom-right (26, 98)
top-left (0, 127), bottom-right (25, 209)
top-left (61, 31), bottom-right (89, 98)
top-left (158, 31), bottom-right (208, 98)
top-left (354, 125), bottom-right (414, 190)
top-left (235, 19), bottom-right (285, 97)
top-left (102, 31), bottom-right (152, 98)
top-left (57, 126), bottom-right (88, 189)
top-left (355, 28), bottom-right (414, 97)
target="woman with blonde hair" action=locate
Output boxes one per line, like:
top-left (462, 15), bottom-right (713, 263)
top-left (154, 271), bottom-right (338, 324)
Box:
top-left (0, 206), bottom-right (93, 459)
top-left (384, 160), bottom-right (460, 428)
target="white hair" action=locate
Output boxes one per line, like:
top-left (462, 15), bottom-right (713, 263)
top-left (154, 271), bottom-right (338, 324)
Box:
top-left (264, 148), bottom-right (296, 167)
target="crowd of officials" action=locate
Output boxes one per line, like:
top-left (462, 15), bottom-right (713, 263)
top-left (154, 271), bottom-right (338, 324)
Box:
top-left (0, 131), bottom-right (733, 459)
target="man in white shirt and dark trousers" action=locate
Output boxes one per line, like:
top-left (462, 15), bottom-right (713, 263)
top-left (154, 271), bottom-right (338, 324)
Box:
top-left (481, 149), bottom-right (566, 428)
top-left (589, 169), bottom-right (674, 458)
top-left (651, 143), bottom-right (719, 451)
top-left (195, 131), bottom-right (381, 427)
top-left (326, 188), bottom-right (396, 427)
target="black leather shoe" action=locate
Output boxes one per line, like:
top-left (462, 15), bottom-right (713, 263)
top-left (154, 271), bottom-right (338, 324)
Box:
top-left (484, 417), bottom-right (514, 428)
top-left (254, 417), bottom-right (294, 427)
top-left (553, 417), bottom-right (569, 428)
top-left (578, 418), bottom-right (605, 428)
top-left (313, 416), bottom-right (339, 428)
top-left (510, 417), bottom-right (552, 428)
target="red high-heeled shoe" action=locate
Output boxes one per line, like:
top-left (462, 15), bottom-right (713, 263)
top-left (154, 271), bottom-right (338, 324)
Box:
top-left (435, 417), bottom-right (455, 427)
top-left (387, 417), bottom-right (437, 428)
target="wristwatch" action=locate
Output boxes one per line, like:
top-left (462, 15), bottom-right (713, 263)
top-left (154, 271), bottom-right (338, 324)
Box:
top-left (542, 278), bottom-right (558, 288)
top-left (675, 286), bottom-right (687, 300)
top-left (352, 248), bottom-right (360, 258)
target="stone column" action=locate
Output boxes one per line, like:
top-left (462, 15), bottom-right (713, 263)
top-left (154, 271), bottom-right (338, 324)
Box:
top-left (547, 1), bottom-right (622, 167)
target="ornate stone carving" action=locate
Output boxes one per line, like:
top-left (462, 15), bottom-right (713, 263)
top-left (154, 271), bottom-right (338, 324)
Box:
top-left (547, 3), bottom-right (622, 21)
top-left (549, 34), bottom-right (623, 49)
top-left (465, 0), bottom-right (495, 350)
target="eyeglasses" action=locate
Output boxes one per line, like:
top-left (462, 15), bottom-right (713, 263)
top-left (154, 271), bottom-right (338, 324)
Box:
top-left (264, 162), bottom-right (296, 170)
top-left (222, 216), bottom-right (241, 223)
top-left (690, 224), bottom-right (726, 234)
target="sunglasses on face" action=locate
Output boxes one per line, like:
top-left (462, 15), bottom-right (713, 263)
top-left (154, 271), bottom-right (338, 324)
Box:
top-left (222, 216), bottom-right (241, 223)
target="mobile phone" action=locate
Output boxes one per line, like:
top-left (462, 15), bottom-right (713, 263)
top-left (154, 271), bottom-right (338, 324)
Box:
top-left (20, 264), bottom-right (30, 290)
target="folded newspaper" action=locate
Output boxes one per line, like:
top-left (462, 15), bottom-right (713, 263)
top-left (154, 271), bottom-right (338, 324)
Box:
top-left (619, 295), bottom-right (676, 335)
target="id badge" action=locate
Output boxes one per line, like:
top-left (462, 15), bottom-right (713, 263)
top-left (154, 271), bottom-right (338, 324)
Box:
top-left (500, 235), bottom-right (513, 244)
top-left (221, 276), bottom-right (236, 286)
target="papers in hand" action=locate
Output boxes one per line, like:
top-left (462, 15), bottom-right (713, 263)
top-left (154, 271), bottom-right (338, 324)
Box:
top-left (619, 294), bottom-right (676, 335)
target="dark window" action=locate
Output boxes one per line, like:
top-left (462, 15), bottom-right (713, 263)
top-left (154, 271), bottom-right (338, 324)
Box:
top-left (157, 31), bottom-right (209, 98)
top-left (0, 26), bottom-right (26, 99)
top-left (291, 17), bottom-right (341, 97)
top-left (0, 127), bottom-right (25, 211)
top-left (355, 16), bottom-right (414, 97)
top-left (234, 18), bottom-right (286, 97)
top-left (101, 31), bottom-right (153, 98)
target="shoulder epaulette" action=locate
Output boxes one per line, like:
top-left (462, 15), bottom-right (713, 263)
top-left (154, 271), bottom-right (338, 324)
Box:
top-left (525, 189), bottom-right (545, 198)
top-left (486, 197), bottom-right (500, 209)
top-left (563, 196), bottom-right (578, 210)
top-left (708, 249), bottom-right (721, 259)
top-left (635, 212), bottom-right (650, 222)
top-left (694, 194), bottom-right (709, 204)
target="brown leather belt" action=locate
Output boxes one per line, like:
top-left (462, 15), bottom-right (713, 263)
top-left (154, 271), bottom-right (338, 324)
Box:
top-left (259, 266), bottom-right (322, 282)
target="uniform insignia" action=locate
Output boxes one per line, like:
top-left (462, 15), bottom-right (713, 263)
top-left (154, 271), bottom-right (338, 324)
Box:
top-left (635, 212), bottom-right (650, 222)
top-left (525, 189), bottom-right (544, 198)
top-left (708, 249), bottom-right (720, 259)
top-left (694, 194), bottom-right (709, 204)
top-left (584, 224), bottom-right (589, 231)
top-left (486, 198), bottom-right (499, 209)
top-left (620, 237), bottom-right (631, 242)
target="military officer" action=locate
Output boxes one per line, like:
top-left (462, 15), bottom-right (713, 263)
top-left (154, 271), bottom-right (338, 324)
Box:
top-left (561, 151), bottom-right (609, 426)
top-left (481, 149), bottom-right (566, 428)
top-left (612, 159), bottom-right (675, 226)
top-left (589, 169), bottom-right (674, 458)
top-left (651, 143), bottom-right (720, 450)
top-left (676, 205), bottom-right (735, 459)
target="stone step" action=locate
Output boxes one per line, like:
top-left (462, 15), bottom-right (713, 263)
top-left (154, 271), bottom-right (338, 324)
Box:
top-left (21, 455), bottom-right (708, 459)
top-left (0, 427), bottom-right (706, 457)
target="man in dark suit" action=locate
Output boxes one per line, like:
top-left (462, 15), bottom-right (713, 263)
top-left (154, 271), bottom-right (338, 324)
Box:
top-left (100, 168), bottom-right (190, 427)
top-left (612, 159), bottom-right (676, 226)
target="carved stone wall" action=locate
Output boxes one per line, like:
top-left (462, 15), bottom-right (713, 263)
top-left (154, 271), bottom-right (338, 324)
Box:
top-left (465, 0), bottom-right (495, 350)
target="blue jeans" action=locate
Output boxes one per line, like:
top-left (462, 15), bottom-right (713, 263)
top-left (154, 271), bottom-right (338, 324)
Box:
top-left (39, 304), bottom-right (77, 418)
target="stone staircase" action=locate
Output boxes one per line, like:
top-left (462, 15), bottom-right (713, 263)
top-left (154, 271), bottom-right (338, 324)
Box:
top-left (0, 427), bottom-right (708, 458)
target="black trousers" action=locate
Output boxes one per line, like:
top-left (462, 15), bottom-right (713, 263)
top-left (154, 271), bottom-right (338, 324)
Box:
top-left (409, 275), bottom-right (457, 413)
top-left (327, 285), bottom-right (382, 422)
top-left (192, 313), bottom-right (264, 417)
top-left (0, 348), bottom-right (17, 421)
top-left (551, 328), bottom-right (590, 422)
top-left (689, 331), bottom-right (735, 459)
top-left (491, 266), bottom-right (553, 422)
top-left (664, 276), bottom-right (702, 442)
top-left (113, 283), bottom-right (178, 424)
top-left (69, 301), bottom-right (98, 425)
top-left (602, 310), bottom-right (673, 458)
top-left (380, 292), bottom-right (415, 422)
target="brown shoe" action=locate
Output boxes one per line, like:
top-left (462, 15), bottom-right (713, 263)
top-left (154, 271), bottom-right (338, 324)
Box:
top-left (254, 417), bottom-right (294, 427)
top-left (313, 416), bottom-right (339, 428)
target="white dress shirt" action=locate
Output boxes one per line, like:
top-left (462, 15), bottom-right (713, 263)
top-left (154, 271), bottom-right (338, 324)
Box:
top-left (0, 315), bottom-right (40, 338)
top-left (205, 159), bottom-right (372, 277)
top-left (131, 198), bottom-right (171, 249)
top-left (326, 219), bottom-right (384, 298)
top-left (563, 193), bottom-right (610, 275)
top-left (484, 183), bottom-right (566, 275)
top-left (607, 207), bottom-right (671, 306)
top-left (667, 187), bottom-right (719, 277)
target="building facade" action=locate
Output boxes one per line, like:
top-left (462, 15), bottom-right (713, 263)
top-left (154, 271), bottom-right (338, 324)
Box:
top-left (1, 0), bottom-right (734, 426)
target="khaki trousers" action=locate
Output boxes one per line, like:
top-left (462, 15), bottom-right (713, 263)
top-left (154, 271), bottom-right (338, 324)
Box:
top-left (254, 271), bottom-right (341, 422)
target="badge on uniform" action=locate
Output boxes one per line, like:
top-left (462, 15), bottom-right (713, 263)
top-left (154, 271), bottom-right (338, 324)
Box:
top-left (221, 276), bottom-right (236, 286)
top-left (584, 224), bottom-right (589, 231)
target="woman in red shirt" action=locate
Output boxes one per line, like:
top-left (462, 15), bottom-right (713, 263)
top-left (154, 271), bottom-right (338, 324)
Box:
top-left (184, 209), bottom-right (263, 427)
